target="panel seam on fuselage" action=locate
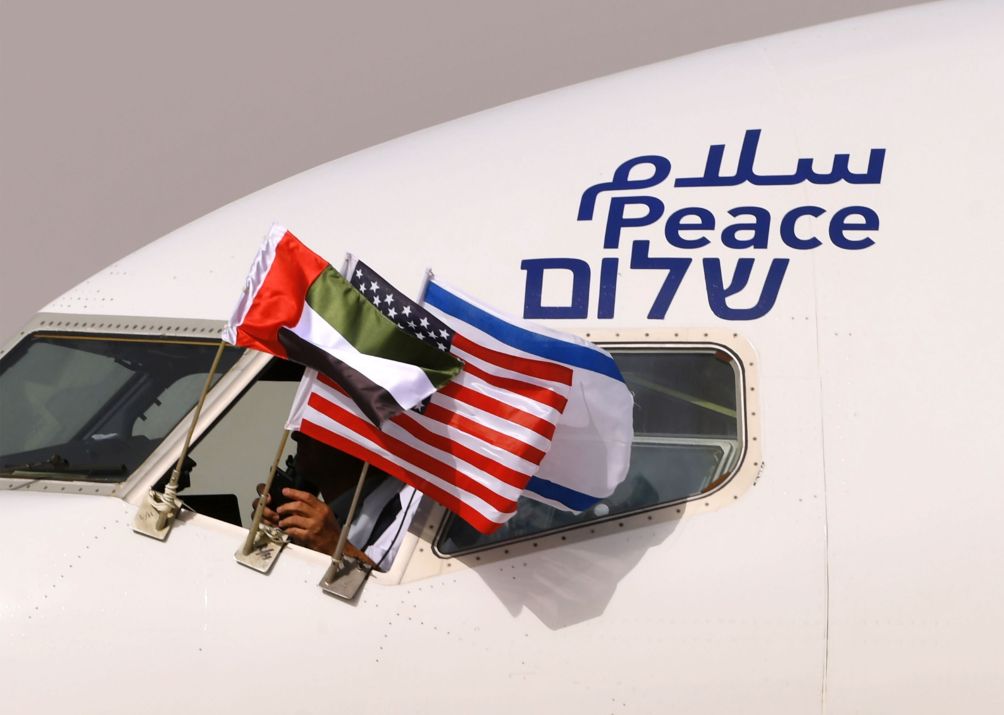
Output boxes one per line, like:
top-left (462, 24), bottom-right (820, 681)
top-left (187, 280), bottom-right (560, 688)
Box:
top-left (810, 252), bottom-right (832, 715)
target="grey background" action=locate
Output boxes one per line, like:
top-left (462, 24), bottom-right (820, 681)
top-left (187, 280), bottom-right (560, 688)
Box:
top-left (0, 0), bottom-right (924, 341)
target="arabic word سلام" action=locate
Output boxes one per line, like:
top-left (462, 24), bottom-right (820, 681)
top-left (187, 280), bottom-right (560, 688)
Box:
top-left (522, 129), bottom-right (884, 321)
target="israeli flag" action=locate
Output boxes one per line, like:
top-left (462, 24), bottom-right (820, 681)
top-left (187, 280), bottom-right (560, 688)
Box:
top-left (425, 278), bottom-right (634, 513)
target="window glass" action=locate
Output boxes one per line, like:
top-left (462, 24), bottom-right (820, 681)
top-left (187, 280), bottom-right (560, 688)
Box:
top-left (133, 373), bottom-right (209, 440)
top-left (0, 334), bottom-right (241, 481)
top-left (436, 347), bottom-right (743, 555)
top-left (184, 378), bottom-right (300, 528)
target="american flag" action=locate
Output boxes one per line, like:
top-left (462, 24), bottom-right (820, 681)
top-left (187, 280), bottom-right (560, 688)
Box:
top-left (286, 258), bottom-right (572, 534)
top-left (350, 260), bottom-right (454, 352)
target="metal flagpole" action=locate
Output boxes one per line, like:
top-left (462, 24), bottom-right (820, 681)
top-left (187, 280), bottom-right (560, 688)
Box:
top-left (319, 267), bottom-right (431, 597)
top-left (234, 429), bottom-right (292, 573)
top-left (133, 341), bottom-right (227, 540)
top-left (418, 268), bottom-right (434, 304)
top-left (331, 461), bottom-right (370, 565)
top-left (242, 429), bottom-right (291, 555)
top-left (323, 254), bottom-right (379, 567)
top-left (319, 461), bottom-right (373, 599)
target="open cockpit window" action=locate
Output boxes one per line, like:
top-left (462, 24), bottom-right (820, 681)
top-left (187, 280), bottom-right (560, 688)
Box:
top-left (435, 345), bottom-right (744, 556)
top-left (0, 333), bottom-right (241, 482)
top-left (180, 358), bottom-right (418, 571)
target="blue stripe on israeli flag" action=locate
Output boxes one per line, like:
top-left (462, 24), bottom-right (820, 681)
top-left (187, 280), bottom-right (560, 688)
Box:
top-left (425, 281), bottom-right (625, 382)
top-left (525, 476), bottom-right (601, 512)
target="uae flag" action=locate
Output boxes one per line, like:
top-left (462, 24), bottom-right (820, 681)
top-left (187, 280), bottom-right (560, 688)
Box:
top-left (223, 225), bottom-right (461, 425)
top-left (286, 259), bottom-right (573, 534)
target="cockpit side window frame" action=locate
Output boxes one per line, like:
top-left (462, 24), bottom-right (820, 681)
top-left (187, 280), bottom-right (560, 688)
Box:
top-left (431, 340), bottom-right (748, 557)
top-left (0, 313), bottom-right (261, 501)
top-left (375, 327), bottom-right (762, 586)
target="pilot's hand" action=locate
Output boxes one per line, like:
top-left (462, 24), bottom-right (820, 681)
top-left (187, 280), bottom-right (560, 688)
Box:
top-left (275, 488), bottom-right (341, 554)
top-left (252, 483), bottom-right (281, 527)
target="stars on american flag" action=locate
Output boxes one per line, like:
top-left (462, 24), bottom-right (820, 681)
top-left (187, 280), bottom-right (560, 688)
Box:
top-left (349, 258), bottom-right (455, 351)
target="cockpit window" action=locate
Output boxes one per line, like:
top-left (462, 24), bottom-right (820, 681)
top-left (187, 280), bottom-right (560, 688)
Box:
top-left (435, 346), bottom-right (744, 555)
top-left (0, 333), bottom-right (241, 481)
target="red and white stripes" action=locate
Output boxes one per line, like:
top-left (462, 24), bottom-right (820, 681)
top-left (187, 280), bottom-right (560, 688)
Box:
top-left (288, 327), bottom-right (572, 534)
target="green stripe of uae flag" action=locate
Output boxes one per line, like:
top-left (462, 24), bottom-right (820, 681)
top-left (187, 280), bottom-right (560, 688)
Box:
top-left (223, 225), bottom-right (462, 425)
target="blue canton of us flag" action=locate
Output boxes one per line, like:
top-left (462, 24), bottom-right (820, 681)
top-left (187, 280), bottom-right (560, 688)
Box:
top-left (348, 258), bottom-right (455, 350)
top-left (348, 257), bottom-right (456, 412)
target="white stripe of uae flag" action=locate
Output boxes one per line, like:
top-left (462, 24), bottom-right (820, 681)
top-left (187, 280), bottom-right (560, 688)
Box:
top-left (222, 225), bottom-right (461, 425)
top-left (285, 259), bottom-right (572, 535)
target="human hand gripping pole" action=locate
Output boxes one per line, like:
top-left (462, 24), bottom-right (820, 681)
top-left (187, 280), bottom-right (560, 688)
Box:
top-left (234, 430), bottom-right (292, 574)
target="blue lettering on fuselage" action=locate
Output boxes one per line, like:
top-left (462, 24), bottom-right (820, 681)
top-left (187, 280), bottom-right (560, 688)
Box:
top-left (522, 129), bottom-right (884, 321)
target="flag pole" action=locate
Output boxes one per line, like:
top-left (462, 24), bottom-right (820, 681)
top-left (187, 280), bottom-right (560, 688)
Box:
top-left (319, 252), bottom-right (370, 567)
top-left (331, 461), bottom-right (370, 566)
top-left (418, 268), bottom-right (434, 304)
top-left (164, 341), bottom-right (227, 510)
top-left (133, 341), bottom-right (227, 539)
top-left (241, 429), bottom-right (291, 556)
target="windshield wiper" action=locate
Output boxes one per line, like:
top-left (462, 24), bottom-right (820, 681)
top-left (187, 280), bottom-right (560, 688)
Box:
top-left (0, 454), bottom-right (127, 481)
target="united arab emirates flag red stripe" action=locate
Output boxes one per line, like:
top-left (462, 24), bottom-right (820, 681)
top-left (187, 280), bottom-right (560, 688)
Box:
top-left (224, 226), bottom-right (461, 424)
top-left (233, 233), bottom-right (329, 358)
